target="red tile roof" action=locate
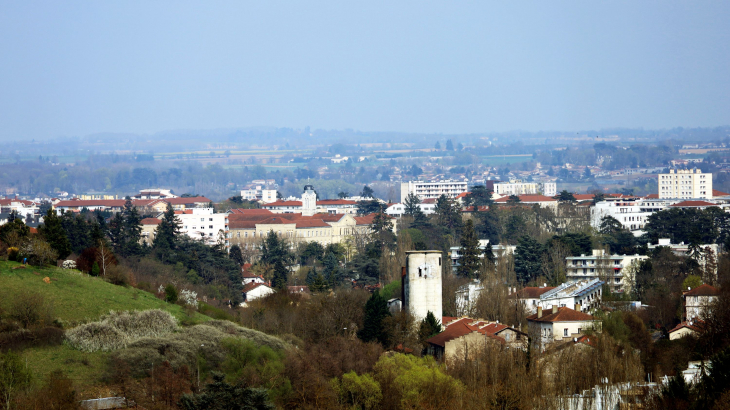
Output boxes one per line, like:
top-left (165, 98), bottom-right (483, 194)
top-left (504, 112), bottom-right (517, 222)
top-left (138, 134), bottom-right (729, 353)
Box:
top-left (229, 220), bottom-right (258, 229)
top-left (141, 218), bottom-right (161, 225)
top-left (163, 197), bottom-right (211, 205)
top-left (263, 201), bottom-right (302, 207)
top-left (421, 198), bottom-right (438, 204)
top-left (670, 200), bottom-right (716, 208)
top-left (527, 307), bottom-right (596, 323)
top-left (572, 194), bottom-right (595, 201)
top-left (229, 208), bottom-right (275, 215)
top-left (645, 194), bottom-right (659, 199)
top-left (683, 284), bottom-right (719, 297)
top-left (256, 216), bottom-right (296, 225)
top-left (426, 318), bottom-right (506, 347)
top-left (713, 189), bottom-right (730, 197)
top-left (669, 320), bottom-right (704, 334)
top-left (295, 219), bottom-right (331, 228)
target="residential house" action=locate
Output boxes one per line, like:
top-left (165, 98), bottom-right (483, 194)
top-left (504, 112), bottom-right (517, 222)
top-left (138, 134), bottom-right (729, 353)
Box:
top-left (527, 306), bottom-right (601, 351)
top-left (241, 282), bottom-right (274, 305)
top-left (426, 317), bottom-right (525, 361)
top-left (668, 320), bottom-right (704, 341)
top-left (683, 284), bottom-right (719, 321)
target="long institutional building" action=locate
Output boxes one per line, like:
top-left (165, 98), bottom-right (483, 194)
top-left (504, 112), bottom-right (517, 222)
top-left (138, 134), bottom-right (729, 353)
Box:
top-left (400, 180), bottom-right (468, 202)
top-left (658, 168), bottom-right (712, 199)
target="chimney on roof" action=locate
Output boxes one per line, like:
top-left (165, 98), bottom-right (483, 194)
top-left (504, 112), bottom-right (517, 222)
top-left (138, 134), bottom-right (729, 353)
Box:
top-left (552, 305), bottom-right (558, 314)
top-left (575, 303), bottom-right (581, 312)
top-left (537, 306), bottom-right (542, 319)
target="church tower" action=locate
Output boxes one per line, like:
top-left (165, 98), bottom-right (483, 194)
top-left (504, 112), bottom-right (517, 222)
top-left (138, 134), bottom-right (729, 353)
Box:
top-left (302, 185), bottom-right (316, 216)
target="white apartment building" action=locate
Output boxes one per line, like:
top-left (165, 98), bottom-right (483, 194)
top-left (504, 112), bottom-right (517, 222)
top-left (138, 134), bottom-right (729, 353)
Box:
top-left (565, 250), bottom-right (648, 293)
top-left (176, 208), bottom-right (229, 248)
top-left (533, 279), bottom-right (604, 313)
top-left (590, 198), bottom-right (670, 236)
top-left (400, 180), bottom-right (468, 202)
top-left (658, 168), bottom-right (712, 199)
top-left (494, 181), bottom-right (557, 197)
top-left (241, 186), bottom-right (278, 204)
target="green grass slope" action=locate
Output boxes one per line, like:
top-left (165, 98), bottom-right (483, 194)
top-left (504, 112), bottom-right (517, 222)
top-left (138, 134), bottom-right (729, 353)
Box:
top-left (0, 260), bottom-right (209, 324)
top-left (0, 260), bottom-right (210, 389)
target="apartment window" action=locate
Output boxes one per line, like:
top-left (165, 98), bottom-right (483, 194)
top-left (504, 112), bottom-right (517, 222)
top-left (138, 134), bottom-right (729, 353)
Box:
top-left (209, 218), bottom-right (213, 221)
top-left (578, 328), bottom-right (582, 333)
top-left (564, 329), bottom-right (568, 337)
top-left (201, 218), bottom-right (204, 221)
top-left (209, 225), bottom-right (213, 229)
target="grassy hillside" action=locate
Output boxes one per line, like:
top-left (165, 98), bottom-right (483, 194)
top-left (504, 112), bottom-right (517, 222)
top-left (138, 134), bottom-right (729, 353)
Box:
top-left (0, 260), bottom-right (211, 390)
top-left (0, 260), bottom-right (209, 324)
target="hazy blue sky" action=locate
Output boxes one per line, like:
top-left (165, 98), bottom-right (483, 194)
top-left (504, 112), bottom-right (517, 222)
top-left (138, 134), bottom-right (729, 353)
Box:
top-left (1, 1), bottom-right (729, 140)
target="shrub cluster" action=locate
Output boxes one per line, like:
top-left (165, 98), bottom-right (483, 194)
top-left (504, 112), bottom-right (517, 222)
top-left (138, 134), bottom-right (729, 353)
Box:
top-left (66, 309), bottom-right (178, 352)
top-left (0, 327), bottom-right (64, 351)
top-left (112, 320), bottom-right (290, 377)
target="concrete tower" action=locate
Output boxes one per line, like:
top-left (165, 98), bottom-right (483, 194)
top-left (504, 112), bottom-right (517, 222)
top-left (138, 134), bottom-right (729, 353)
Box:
top-left (402, 250), bottom-right (443, 324)
top-left (302, 185), bottom-right (317, 216)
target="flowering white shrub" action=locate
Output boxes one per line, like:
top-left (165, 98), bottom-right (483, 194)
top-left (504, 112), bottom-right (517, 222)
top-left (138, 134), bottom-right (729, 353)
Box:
top-left (66, 309), bottom-right (178, 352)
top-left (62, 260), bottom-right (77, 269)
top-left (158, 284), bottom-right (165, 294)
top-left (180, 289), bottom-right (198, 308)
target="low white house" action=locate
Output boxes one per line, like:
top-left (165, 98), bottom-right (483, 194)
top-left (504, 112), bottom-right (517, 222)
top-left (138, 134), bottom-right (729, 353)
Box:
top-left (241, 282), bottom-right (274, 305)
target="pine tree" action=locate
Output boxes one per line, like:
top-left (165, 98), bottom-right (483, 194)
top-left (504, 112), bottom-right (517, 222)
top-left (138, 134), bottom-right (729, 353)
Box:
top-left (418, 311), bottom-right (442, 348)
top-left (515, 235), bottom-right (545, 284)
top-left (121, 198), bottom-right (143, 257)
top-left (458, 219), bottom-right (481, 279)
top-left (483, 241), bottom-right (496, 265)
top-left (403, 193), bottom-right (421, 217)
top-left (229, 245), bottom-right (244, 267)
top-left (153, 203), bottom-right (181, 252)
top-left (358, 291), bottom-right (390, 345)
top-left (39, 209), bottom-right (71, 259)
top-left (445, 139), bottom-right (454, 151)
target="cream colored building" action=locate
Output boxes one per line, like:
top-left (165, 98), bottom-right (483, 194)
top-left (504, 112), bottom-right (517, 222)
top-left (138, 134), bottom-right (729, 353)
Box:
top-left (400, 180), bottom-right (468, 202)
top-left (658, 168), bottom-right (712, 199)
top-left (565, 250), bottom-right (647, 294)
top-left (527, 306), bottom-right (601, 350)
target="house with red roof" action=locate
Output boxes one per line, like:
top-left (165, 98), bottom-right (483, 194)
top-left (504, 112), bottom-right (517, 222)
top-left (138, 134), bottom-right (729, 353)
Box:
top-left (425, 317), bottom-right (526, 361)
top-left (683, 284), bottom-right (719, 321)
top-left (527, 306), bottom-right (600, 350)
top-left (669, 319), bottom-right (705, 340)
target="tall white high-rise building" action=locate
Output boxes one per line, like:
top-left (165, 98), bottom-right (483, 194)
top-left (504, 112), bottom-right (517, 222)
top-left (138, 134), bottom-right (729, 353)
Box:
top-left (658, 169), bottom-right (712, 199)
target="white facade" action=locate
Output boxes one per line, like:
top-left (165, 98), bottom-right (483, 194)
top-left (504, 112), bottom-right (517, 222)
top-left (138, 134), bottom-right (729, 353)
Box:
top-left (301, 185), bottom-right (317, 217)
top-left (591, 198), bottom-right (670, 236)
top-left (494, 181), bottom-right (556, 197)
top-left (176, 208), bottom-right (229, 248)
top-left (400, 180), bottom-right (468, 202)
top-left (385, 202), bottom-right (437, 217)
top-left (658, 168), bottom-right (712, 199)
top-left (565, 250), bottom-right (647, 293)
top-left (403, 251), bottom-right (443, 324)
top-left (241, 186), bottom-right (277, 203)
top-left (535, 279), bottom-right (603, 313)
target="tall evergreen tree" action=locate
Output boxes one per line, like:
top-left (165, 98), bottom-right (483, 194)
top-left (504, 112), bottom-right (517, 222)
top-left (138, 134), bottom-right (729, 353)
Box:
top-left (445, 139), bottom-right (454, 151)
top-left (40, 209), bottom-right (72, 259)
top-left (457, 219), bottom-right (481, 278)
top-left (358, 291), bottom-right (390, 345)
top-left (418, 311), bottom-right (442, 349)
top-left (403, 193), bottom-right (421, 217)
top-left (121, 198), bottom-right (143, 257)
top-left (514, 235), bottom-right (544, 284)
top-left (435, 195), bottom-right (462, 236)
top-left (153, 203), bottom-right (181, 252)
top-left (229, 244), bottom-right (244, 267)
top-left (260, 230), bottom-right (293, 290)
top-left (483, 241), bottom-right (496, 266)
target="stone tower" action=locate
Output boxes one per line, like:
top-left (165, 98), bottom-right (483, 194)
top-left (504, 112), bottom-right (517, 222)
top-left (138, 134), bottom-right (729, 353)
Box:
top-left (302, 185), bottom-right (316, 216)
top-left (402, 250), bottom-right (443, 324)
